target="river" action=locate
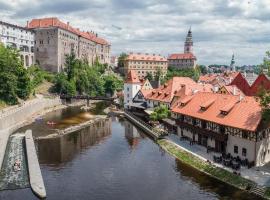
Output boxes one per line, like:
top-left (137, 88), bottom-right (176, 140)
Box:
top-left (0, 103), bottom-right (261, 200)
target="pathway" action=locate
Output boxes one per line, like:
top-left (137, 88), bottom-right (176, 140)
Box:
top-left (168, 134), bottom-right (270, 187)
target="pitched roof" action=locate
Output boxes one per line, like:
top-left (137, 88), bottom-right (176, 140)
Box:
top-left (168, 53), bottom-right (196, 60)
top-left (125, 70), bottom-right (141, 84)
top-left (172, 92), bottom-right (261, 131)
top-left (223, 85), bottom-right (244, 96)
top-left (27, 17), bottom-right (109, 45)
top-left (145, 77), bottom-right (213, 103)
top-left (126, 53), bottom-right (167, 61)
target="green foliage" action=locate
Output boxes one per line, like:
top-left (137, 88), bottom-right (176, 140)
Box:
top-left (0, 44), bottom-right (32, 104)
top-left (258, 88), bottom-right (270, 122)
top-left (162, 67), bottom-right (196, 84)
top-left (145, 72), bottom-right (153, 81)
top-left (117, 52), bottom-right (128, 68)
top-left (27, 65), bottom-right (54, 89)
top-left (52, 52), bottom-right (123, 97)
top-left (103, 75), bottom-right (124, 95)
top-left (150, 105), bottom-right (171, 121)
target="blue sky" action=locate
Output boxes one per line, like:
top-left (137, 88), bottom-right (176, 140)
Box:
top-left (0, 0), bottom-right (269, 65)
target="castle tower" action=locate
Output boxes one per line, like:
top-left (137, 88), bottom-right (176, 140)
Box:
top-left (230, 53), bottom-right (235, 72)
top-left (184, 28), bottom-right (193, 54)
top-left (124, 70), bottom-right (141, 109)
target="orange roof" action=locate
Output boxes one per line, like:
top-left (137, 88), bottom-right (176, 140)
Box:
top-left (28, 17), bottom-right (109, 45)
top-left (145, 77), bottom-right (213, 103)
top-left (199, 74), bottom-right (217, 83)
top-left (140, 89), bottom-right (152, 97)
top-left (223, 85), bottom-right (244, 96)
top-left (168, 53), bottom-right (196, 60)
top-left (126, 53), bottom-right (167, 62)
top-left (172, 92), bottom-right (261, 131)
top-left (125, 70), bottom-right (140, 84)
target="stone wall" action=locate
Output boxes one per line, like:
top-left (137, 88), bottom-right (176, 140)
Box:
top-left (0, 97), bottom-right (62, 131)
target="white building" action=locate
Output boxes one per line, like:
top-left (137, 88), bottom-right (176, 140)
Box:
top-left (0, 21), bottom-right (35, 68)
top-left (124, 70), bottom-right (141, 109)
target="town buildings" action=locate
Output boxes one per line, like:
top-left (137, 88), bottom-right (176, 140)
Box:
top-left (124, 53), bottom-right (168, 80)
top-left (27, 17), bottom-right (111, 72)
top-left (0, 21), bottom-right (35, 68)
top-left (171, 92), bottom-right (270, 166)
top-left (168, 29), bottom-right (197, 69)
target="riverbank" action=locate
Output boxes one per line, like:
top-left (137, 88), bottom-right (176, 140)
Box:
top-left (157, 139), bottom-right (270, 199)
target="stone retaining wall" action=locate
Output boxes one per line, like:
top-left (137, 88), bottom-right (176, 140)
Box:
top-left (0, 97), bottom-right (62, 130)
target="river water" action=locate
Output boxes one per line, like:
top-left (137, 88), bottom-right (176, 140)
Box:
top-left (0, 103), bottom-right (261, 200)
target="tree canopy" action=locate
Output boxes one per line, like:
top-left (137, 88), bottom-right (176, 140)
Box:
top-left (150, 105), bottom-right (171, 121)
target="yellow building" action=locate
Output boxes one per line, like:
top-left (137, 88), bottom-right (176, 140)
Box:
top-left (124, 53), bottom-right (167, 79)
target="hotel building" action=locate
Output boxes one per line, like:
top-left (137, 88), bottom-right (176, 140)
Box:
top-left (124, 53), bottom-right (167, 80)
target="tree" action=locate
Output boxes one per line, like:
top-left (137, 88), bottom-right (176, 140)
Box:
top-left (145, 72), bottom-right (153, 81)
top-left (0, 44), bottom-right (32, 104)
top-left (117, 53), bottom-right (128, 68)
top-left (258, 88), bottom-right (270, 122)
top-left (103, 75), bottom-right (123, 96)
top-left (198, 65), bottom-right (207, 75)
top-left (150, 105), bottom-right (171, 121)
top-left (154, 67), bottom-right (163, 81)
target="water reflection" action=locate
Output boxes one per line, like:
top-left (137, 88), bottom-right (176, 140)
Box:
top-left (37, 118), bottom-right (111, 165)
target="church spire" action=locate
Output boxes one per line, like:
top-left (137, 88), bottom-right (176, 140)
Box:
top-left (184, 28), bottom-right (193, 54)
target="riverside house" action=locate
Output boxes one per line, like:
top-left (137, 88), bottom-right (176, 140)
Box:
top-left (171, 92), bottom-right (270, 167)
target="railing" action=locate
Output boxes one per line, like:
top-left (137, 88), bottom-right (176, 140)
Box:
top-left (60, 95), bottom-right (116, 101)
top-left (124, 110), bottom-right (168, 139)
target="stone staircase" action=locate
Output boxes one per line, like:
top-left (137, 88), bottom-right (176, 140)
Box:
top-left (249, 185), bottom-right (266, 198)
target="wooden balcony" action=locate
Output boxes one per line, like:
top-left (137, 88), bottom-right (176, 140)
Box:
top-left (176, 119), bottom-right (228, 142)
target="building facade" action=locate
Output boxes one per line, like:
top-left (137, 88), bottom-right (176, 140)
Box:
top-left (171, 92), bottom-right (270, 166)
top-left (124, 70), bottom-right (142, 109)
top-left (27, 18), bottom-right (111, 72)
top-left (0, 21), bottom-right (35, 68)
top-left (124, 53), bottom-right (167, 80)
top-left (168, 29), bottom-right (197, 69)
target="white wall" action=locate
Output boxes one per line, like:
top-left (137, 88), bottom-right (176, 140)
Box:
top-left (124, 83), bottom-right (141, 108)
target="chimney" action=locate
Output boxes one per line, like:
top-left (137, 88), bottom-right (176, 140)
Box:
top-left (26, 21), bottom-right (29, 28)
top-left (96, 33), bottom-right (98, 37)
top-left (233, 86), bottom-right (236, 95)
top-left (67, 22), bottom-right (70, 28)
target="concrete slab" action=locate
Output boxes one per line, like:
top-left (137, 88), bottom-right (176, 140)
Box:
top-left (25, 130), bottom-right (46, 198)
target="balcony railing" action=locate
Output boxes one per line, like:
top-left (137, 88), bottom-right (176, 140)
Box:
top-left (176, 119), bottom-right (228, 142)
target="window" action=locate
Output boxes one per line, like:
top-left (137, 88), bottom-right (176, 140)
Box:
top-left (234, 145), bottom-right (238, 154)
top-left (242, 148), bottom-right (247, 157)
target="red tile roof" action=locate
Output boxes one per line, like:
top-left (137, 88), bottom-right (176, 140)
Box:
top-left (223, 85), bottom-right (244, 96)
top-left (172, 92), bottom-right (261, 131)
top-left (126, 53), bottom-right (167, 61)
top-left (145, 77), bottom-right (213, 103)
top-left (125, 70), bottom-right (141, 84)
top-left (168, 53), bottom-right (196, 60)
top-left (28, 17), bottom-right (109, 45)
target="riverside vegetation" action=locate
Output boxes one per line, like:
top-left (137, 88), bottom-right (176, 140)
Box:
top-left (0, 44), bottom-right (123, 107)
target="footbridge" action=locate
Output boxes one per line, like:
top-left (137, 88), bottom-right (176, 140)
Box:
top-left (60, 95), bottom-right (117, 106)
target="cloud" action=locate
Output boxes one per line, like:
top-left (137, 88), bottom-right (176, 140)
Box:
top-left (0, 0), bottom-right (269, 65)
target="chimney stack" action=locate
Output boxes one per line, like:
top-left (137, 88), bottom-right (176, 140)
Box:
top-left (26, 21), bottom-right (29, 28)
top-left (233, 86), bottom-right (236, 95)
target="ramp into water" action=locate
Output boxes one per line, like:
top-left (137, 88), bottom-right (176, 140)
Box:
top-left (0, 133), bottom-right (29, 190)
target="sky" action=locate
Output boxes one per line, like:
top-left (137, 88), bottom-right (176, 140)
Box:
top-left (0, 0), bottom-right (269, 66)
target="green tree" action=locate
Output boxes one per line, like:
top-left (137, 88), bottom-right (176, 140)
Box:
top-left (150, 105), bottom-right (171, 121)
top-left (103, 75), bottom-right (124, 96)
top-left (145, 72), bottom-right (153, 81)
top-left (0, 44), bottom-right (32, 104)
top-left (117, 53), bottom-right (128, 68)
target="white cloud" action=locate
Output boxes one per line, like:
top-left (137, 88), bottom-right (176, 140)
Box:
top-left (0, 0), bottom-right (269, 65)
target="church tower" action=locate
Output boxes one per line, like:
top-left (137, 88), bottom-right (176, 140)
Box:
top-left (230, 53), bottom-right (235, 72)
top-left (184, 28), bottom-right (193, 54)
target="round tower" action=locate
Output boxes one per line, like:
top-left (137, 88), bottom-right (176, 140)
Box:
top-left (184, 28), bottom-right (193, 54)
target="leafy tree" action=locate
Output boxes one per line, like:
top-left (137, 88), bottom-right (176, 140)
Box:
top-left (117, 53), bottom-right (128, 68)
top-left (150, 105), bottom-right (171, 121)
top-left (145, 72), bottom-right (153, 81)
top-left (103, 75), bottom-right (124, 96)
top-left (0, 44), bottom-right (32, 104)
top-left (198, 65), bottom-right (207, 75)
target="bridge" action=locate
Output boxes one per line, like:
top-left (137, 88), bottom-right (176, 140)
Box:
top-left (60, 95), bottom-right (117, 106)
